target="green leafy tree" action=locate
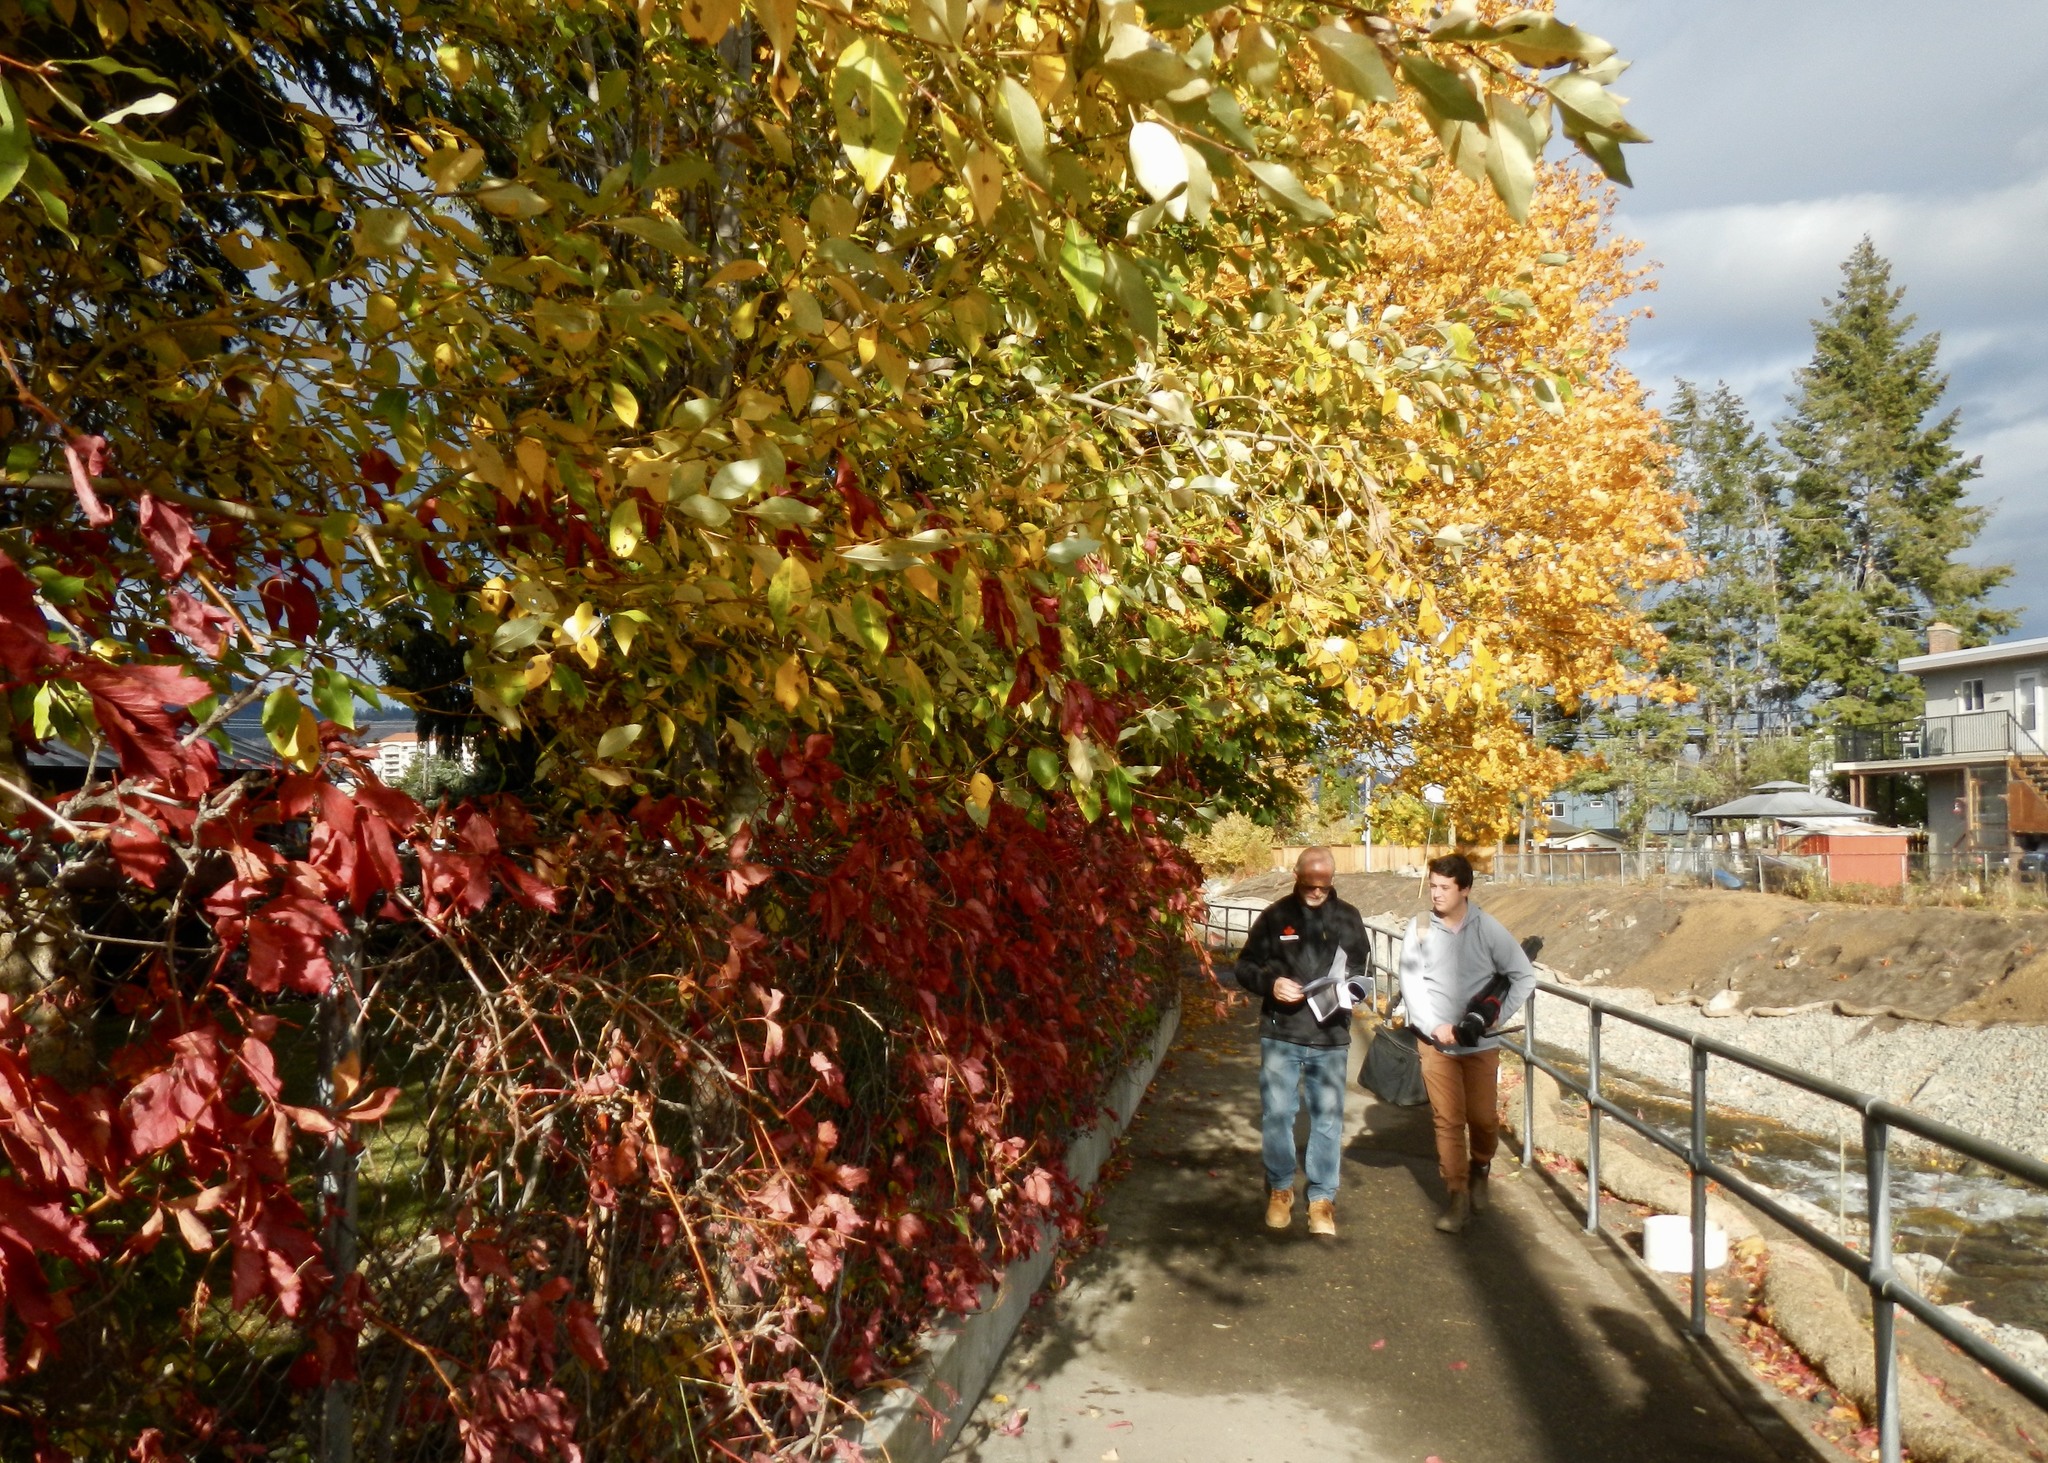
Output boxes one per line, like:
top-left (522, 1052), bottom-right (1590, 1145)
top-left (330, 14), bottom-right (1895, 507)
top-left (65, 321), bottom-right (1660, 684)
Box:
top-left (1658, 380), bottom-right (1789, 741)
top-left (1776, 239), bottom-right (2016, 724)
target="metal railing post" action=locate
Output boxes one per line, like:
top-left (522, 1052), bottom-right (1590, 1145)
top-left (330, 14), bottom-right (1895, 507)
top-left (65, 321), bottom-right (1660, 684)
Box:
top-left (1865, 1113), bottom-right (1901, 1463)
top-left (1585, 1007), bottom-right (1603, 1234)
top-left (1521, 989), bottom-right (1536, 1170)
top-left (1689, 1043), bottom-right (1708, 1338)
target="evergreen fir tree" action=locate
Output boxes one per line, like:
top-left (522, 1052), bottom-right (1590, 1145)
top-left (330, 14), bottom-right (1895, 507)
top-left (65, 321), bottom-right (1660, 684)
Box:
top-left (1775, 238), bottom-right (2015, 725)
top-left (1658, 381), bottom-right (1789, 743)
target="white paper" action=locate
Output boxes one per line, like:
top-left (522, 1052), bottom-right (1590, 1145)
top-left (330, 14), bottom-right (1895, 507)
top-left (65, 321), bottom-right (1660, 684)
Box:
top-left (1305, 949), bottom-right (1352, 1023)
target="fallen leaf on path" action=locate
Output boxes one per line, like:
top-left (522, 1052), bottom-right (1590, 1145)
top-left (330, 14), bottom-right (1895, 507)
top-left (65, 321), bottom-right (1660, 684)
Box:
top-left (991, 1394), bottom-right (1009, 1406)
top-left (1108, 1420), bottom-right (1132, 1429)
top-left (1102, 1451), bottom-right (1119, 1462)
top-left (1371, 1338), bottom-right (1387, 1350)
top-left (1448, 1360), bottom-right (1468, 1371)
top-left (996, 1410), bottom-right (1028, 1437)
top-left (1211, 1322), bottom-right (1231, 1329)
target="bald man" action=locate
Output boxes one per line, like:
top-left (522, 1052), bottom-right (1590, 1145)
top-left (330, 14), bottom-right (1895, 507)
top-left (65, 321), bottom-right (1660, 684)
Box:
top-left (1234, 847), bottom-right (1374, 1236)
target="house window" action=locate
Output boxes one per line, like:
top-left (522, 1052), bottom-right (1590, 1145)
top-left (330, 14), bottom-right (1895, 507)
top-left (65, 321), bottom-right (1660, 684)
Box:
top-left (1960, 679), bottom-right (1986, 712)
top-left (1543, 799), bottom-right (1565, 818)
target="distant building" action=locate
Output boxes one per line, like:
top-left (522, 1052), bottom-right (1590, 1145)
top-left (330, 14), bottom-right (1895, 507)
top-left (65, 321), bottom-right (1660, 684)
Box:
top-left (1538, 789), bottom-right (1696, 843)
top-left (1537, 818), bottom-right (1627, 852)
top-left (1832, 624), bottom-right (2048, 863)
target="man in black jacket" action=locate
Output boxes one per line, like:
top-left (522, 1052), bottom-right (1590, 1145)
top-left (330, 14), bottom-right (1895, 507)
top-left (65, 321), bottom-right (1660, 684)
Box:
top-left (1234, 847), bottom-right (1374, 1237)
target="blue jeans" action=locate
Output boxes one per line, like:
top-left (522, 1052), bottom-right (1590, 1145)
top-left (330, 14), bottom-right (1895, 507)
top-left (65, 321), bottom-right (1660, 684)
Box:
top-left (1260, 1038), bottom-right (1347, 1203)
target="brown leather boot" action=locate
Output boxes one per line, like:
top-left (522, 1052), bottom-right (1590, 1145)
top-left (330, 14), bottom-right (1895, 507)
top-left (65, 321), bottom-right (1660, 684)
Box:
top-left (1469, 1161), bottom-right (1492, 1214)
top-left (1435, 1191), bottom-right (1472, 1234)
top-left (1307, 1199), bottom-right (1337, 1237)
top-left (1265, 1187), bottom-right (1294, 1229)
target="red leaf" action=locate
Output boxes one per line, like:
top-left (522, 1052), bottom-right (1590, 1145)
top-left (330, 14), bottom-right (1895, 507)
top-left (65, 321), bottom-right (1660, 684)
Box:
top-left (342, 1086), bottom-right (400, 1124)
top-left (137, 494), bottom-right (194, 579)
top-left (108, 816), bottom-right (171, 886)
top-left (62, 436), bottom-right (114, 527)
top-left (72, 662), bottom-right (212, 791)
top-left (0, 552), bottom-right (69, 677)
top-left (565, 1299), bottom-right (608, 1371)
top-left (358, 449), bottom-right (403, 488)
top-left (166, 589), bottom-right (232, 656)
top-left (257, 575), bottom-right (319, 642)
top-left (995, 1409), bottom-right (1028, 1437)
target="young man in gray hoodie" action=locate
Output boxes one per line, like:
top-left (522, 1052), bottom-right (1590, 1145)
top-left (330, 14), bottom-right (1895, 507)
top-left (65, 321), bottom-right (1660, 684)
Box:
top-left (1397, 852), bottom-right (1538, 1234)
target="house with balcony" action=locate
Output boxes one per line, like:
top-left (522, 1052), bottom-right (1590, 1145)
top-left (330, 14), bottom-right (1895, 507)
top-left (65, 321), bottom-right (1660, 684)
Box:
top-left (1832, 624), bottom-right (2048, 863)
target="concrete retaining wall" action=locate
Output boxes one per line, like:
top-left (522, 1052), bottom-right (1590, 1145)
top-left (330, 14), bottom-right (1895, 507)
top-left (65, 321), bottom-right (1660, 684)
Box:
top-left (841, 999), bottom-right (1181, 1463)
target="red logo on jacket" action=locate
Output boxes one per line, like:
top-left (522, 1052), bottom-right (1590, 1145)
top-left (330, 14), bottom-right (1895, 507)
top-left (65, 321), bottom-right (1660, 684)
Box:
top-left (1282, 926), bottom-right (1296, 936)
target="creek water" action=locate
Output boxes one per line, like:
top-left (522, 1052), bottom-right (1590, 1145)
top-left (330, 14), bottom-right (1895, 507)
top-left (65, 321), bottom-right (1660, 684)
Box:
top-left (1534, 1046), bottom-right (2048, 1345)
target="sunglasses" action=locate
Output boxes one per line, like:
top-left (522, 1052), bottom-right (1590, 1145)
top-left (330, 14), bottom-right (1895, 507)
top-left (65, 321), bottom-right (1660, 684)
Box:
top-left (1297, 880), bottom-right (1333, 895)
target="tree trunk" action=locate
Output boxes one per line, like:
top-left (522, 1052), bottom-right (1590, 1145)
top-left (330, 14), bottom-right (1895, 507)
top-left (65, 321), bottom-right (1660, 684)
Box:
top-left (316, 922), bottom-right (364, 1463)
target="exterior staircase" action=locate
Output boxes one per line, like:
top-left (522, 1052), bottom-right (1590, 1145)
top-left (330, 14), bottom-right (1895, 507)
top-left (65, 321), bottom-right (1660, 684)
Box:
top-left (2011, 755), bottom-right (2048, 837)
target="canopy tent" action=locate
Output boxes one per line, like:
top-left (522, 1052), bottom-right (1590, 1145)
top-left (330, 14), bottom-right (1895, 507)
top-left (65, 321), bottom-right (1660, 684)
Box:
top-left (1695, 784), bottom-right (1874, 821)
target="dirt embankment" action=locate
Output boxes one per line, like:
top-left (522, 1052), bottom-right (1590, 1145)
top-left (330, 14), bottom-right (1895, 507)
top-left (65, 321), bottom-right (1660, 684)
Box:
top-left (1222, 869), bottom-right (2048, 1025)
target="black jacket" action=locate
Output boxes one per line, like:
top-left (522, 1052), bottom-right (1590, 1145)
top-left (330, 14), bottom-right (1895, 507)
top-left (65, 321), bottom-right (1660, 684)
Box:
top-left (1234, 891), bottom-right (1374, 1048)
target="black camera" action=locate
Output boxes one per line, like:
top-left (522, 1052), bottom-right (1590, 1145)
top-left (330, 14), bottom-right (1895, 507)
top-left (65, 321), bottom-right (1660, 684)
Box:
top-left (1452, 974), bottom-right (1511, 1047)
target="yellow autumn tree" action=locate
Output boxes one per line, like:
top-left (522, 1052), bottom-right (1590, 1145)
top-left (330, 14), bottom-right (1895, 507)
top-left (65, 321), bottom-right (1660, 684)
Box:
top-left (1309, 126), bottom-right (1686, 841)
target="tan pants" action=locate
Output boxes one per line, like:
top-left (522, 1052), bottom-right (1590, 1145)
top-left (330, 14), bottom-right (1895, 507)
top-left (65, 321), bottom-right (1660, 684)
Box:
top-left (1419, 1045), bottom-right (1501, 1194)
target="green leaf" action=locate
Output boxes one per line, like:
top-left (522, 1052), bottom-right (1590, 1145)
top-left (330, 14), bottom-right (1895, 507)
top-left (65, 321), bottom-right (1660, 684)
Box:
top-left (1027, 746), bottom-right (1062, 789)
top-left (1308, 26), bottom-right (1398, 103)
top-left (676, 493), bottom-right (731, 528)
top-left (745, 496), bottom-right (822, 528)
top-left (596, 723), bottom-right (643, 760)
top-left (993, 77), bottom-right (1050, 186)
top-left (1058, 223), bottom-right (1107, 316)
top-left (67, 55), bottom-right (179, 88)
top-left (839, 542), bottom-right (921, 571)
top-left (1107, 249), bottom-right (1158, 345)
top-left (1139, 0), bottom-right (1215, 25)
top-left (1566, 124), bottom-right (1633, 186)
top-left (492, 617), bottom-right (547, 654)
top-left (767, 553), bottom-right (810, 629)
top-left (1544, 71), bottom-right (1648, 143)
top-left (712, 443), bottom-right (785, 500)
top-left (851, 593), bottom-right (891, 653)
top-left (833, 37), bottom-right (908, 193)
top-left (1399, 56), bottom-right (1487, 125)
top-left (641, 156), bottom-right (716, 192)
top-left (1045, 531), bottom-right (1103, 569)
top-left (1099, 23), bottom-right (1203, 103)
top-left (1243, 159), bottom-right (1334, 225)
top-left (608, 498), bottom-right (643, 557)
top-left (261, 686), bottom-right (318, 769)
top-left (310, 667), bottom-right (357, 730)
top-left (603, 216), bottom-right (706, 260)
top-left (2, 81), bottom-right (34, 201)
top-left (1432, 7), bottom-right (1615, 67)
top-left (1483, 95), bottom-right (1541, 223)
top-left (473, 178), bottom-right (552, 220)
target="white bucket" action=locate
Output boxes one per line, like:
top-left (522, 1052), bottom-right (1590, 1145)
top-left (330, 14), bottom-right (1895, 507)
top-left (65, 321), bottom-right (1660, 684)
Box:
top-left (1642, 1213), bottom-right (1728, 1272)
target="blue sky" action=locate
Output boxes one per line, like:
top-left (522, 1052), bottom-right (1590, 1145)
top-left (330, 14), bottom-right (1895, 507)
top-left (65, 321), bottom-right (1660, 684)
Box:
top-left (1571, 0), bottom-right (2048, 639)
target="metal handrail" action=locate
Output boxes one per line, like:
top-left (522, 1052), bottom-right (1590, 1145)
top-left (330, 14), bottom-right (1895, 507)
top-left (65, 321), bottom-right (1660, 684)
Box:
top-left (1365, 917), bottom-right (2048, 1462)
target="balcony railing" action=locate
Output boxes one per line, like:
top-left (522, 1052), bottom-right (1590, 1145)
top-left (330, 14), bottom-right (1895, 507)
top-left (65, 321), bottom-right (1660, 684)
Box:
top-left (1835, 710), bottom-right (2047, 764)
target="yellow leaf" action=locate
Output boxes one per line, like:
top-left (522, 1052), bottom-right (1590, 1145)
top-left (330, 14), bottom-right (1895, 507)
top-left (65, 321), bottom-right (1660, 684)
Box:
top-left (968, 771), bottom-right (995, 810)
top-left (963, 147), bottom-right (1003, 225)
top-left (609, 381), bottom-right (641, 429)
top-left (773, 654), bottom-right (807, 710)
top-left (677, 0), bottom-right (742, 43)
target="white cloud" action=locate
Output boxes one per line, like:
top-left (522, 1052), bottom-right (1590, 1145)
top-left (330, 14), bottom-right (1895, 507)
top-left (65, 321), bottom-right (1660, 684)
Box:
top-left (1611, 174), bottom-right (2048, 636)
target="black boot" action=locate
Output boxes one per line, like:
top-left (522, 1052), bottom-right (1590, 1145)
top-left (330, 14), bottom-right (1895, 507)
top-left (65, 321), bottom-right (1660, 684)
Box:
top-left (1469, 1160), bottom-right (1492, 1214)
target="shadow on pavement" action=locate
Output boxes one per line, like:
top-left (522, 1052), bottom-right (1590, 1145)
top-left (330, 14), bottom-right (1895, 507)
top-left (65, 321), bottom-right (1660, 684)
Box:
top-left (949, 989), bottom-right (1800, 1463)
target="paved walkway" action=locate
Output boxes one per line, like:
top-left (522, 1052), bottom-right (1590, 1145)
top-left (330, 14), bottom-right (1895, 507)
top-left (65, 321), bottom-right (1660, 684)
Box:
top-left (946, 999), bottom-right (1806, 1463)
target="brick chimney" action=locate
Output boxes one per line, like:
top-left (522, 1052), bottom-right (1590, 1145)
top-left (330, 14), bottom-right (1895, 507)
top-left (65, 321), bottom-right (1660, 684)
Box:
top-left (1926, 622), bottom-right (1961, 656)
